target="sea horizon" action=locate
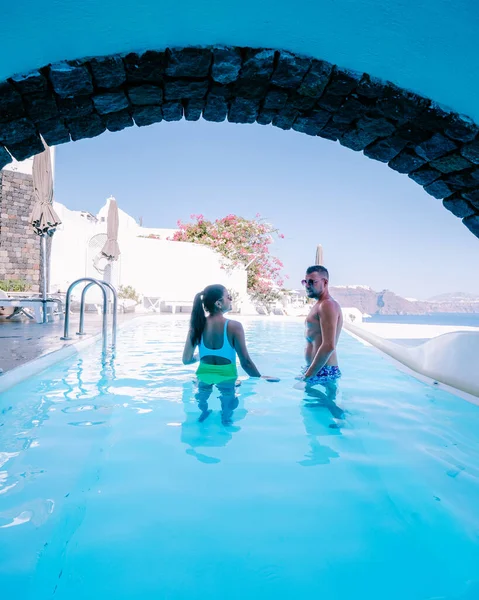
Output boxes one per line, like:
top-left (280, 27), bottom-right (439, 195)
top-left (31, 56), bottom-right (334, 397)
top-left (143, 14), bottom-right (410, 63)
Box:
top-left (364, 313), bottom-right (479, 327)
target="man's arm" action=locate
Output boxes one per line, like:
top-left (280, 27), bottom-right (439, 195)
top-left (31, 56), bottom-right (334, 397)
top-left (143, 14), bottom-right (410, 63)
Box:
top-left (304, 301), bottom-right (338, 378)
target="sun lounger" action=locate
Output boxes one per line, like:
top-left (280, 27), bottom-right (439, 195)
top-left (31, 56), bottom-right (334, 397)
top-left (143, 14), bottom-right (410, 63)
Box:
top-left (161, 299), bottom-right (193, 313)
top-left (0, 290), bottom-right (63, 323)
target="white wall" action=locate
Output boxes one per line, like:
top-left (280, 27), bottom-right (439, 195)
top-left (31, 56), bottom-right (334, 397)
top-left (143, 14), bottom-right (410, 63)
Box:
top-left (50, 197), bottom-right (248, 301)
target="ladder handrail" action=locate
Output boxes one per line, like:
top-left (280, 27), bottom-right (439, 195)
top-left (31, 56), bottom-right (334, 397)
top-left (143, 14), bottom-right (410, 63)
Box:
top-left (100, 281), bottom-right (118, 349)
top-left (61, 278), bottom-right (108, 353)
top-left (78, 280), bottom-right (118, 348)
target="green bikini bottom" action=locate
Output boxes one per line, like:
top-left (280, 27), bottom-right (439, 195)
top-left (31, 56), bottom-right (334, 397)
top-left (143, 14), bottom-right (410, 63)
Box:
top-left (196, 362), bottom-right (238, 385)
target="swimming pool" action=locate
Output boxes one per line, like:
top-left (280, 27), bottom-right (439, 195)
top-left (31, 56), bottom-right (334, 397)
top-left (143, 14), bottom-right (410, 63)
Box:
top-left (1, 316), bottom-right (479, 600)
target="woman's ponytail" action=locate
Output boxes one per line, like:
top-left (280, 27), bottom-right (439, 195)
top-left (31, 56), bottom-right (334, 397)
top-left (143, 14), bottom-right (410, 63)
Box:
top-left (190, 291), bottom-right (206, 346)
top-left (189, 285), bottom-right (226, 346)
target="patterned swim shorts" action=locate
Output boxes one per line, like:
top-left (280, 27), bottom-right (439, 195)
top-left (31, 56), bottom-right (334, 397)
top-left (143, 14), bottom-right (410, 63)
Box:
top-left (301, 365), bottom-right (342, 385)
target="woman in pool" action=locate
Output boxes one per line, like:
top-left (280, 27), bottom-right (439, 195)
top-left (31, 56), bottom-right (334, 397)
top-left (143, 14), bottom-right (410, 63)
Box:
top-left (182, 284), bottom-right (278, 424)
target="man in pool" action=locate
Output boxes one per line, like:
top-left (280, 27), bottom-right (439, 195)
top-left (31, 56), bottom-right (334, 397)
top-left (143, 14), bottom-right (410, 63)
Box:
top-left (300, 265), bottom-right (343, 386)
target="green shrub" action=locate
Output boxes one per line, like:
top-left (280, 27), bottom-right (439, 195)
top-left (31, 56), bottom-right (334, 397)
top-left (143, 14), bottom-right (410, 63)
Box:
top-left (0, 279), bottom-right (31, 292)
top-left (118, 285), bottom-right (139, 302)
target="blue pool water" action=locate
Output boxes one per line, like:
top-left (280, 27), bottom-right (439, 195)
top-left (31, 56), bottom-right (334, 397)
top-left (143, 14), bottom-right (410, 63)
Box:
top-left (1, 317), bottom-right (479, 600)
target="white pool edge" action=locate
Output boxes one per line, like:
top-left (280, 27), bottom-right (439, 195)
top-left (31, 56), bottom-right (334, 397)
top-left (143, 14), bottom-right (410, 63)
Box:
top-left (344, 326), bottom-right (479, 406)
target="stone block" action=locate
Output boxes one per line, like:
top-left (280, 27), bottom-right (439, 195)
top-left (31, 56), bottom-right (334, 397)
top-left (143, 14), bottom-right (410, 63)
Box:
top-left (317, 120), bottom-right (349, 141)
top-left (164, 80), bottom-right (209, 100)
top-left (123, 50), bottom-right (165, 83)
top-left (324, 67), bottom-right (362, 96)
top-left (340, 128), bottom-right (380, 152)
top-left (415, 133), bottom-right (457, 161)
top-left (395, 123), bottom-right (432, 145)
top-left (430, 153), bottom-right (473, 174)
top-left (444, 114), bottom-right (478, 142)
top-left (0, 81), bottom-right (25, 121)
top-left (443, 170), bottom-right (478, 191)
top-left (162, 102), bottom-right (183, 121)
top-left (256, 109), bottom-right (276, 126)
top-left (374, 86), bottom-right (429, 125)
top-left (209, 83), bottom-right (234, 100)
top-left (332, 96), bottom-right (369, 124)
top-left (423, 179), bottom-right (454, 199)
top-left (7, 135), bottom-right (45, 161)
top-left (443, 195), bottom-right (476, 218)
top-left (460, 140), bottom-right (479, 165)
top-left (292, 109), bottom-right (330, 136)
top-left (228, 97), bottom-right (260, 124)
top-left (0, 145), bottom-right (12, 169)
top-left (408, 166), bottom-right (441, 186)
top-left (203, 95), bottom-right (228, 122)
top-left (165, 48), bottom-right (212, 78)
top-left (272, 107), bottom-right (299, 131)
top-left (417, 102), bottom-right (450, 132)
top-left (271, 51), bottom-right (310, 88)
top-left (240, 49), bottom-right (275, 80)
top-left (128, 85), bottom-right (163, 106)
top-left (36, 118), bottom-right (70, 146)
top-left (93, 92), bottom-right (129, 114)
top-left (103, 110), bottom-right (134, 132)
top-left (10, 70), bottom-right (48, 95)
top-left (90, 55), bottom-right (127, 89)
top-left (388, 150), bottom-right (427, 174)
top-left (184, 99), bottom-right (204, 121)
top-left (463, 214), bottom-right (479, 237)
top-left (363, 134), bottom-right (408, 162)
top-left (263, 90), bottom-right (289, 110)
top-left (66, 113), bottom-right (106, 141)
top-left (212, 48), bottom-right (242, 84)
top-left (49, 61), bottom-right (93, 97)
top-left (0, 118), bottom-right (36, 145)
top-left (24, 92), bottom-right (59, 122)
top-left (298, 59), bottom-right (332, 98)
top-left (235, 49), bottom-right (275, 98)
top-left (356, 74), bottom-right (385, 98)
top-left (57, 95), bottom-right (93, 117)
top-left (461, 189), bottom-right (479, 204)
top-left (316, 90), bottom-right (345, 112)
top-left (357, 115), bottom-right (396, 138)
top-left (288, 93), bottom-right (317, 111)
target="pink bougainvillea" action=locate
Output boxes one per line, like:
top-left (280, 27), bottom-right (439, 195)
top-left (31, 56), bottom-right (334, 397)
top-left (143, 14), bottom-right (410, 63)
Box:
top-left (169, 214), bottom-right (285, 303)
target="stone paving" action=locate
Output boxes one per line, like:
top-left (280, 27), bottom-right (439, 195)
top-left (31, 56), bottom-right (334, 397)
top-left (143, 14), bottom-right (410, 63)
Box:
top-left (0, 311), bottom-right (144, 374)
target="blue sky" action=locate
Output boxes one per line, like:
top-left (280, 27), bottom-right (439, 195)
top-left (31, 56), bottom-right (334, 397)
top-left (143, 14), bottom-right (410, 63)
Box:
top-left (54, 119), bottom-right (479, 300)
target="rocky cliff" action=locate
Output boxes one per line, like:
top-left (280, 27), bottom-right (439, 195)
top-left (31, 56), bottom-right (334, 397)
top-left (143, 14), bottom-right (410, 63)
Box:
top-left (330, 286), bottom-right (479, 315)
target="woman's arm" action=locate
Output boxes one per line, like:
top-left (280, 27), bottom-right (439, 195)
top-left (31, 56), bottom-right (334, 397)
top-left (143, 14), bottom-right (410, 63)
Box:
top-left (230, 321), bottom-right (261, 377)
top-left (182, 329), bottom-right (198, 365)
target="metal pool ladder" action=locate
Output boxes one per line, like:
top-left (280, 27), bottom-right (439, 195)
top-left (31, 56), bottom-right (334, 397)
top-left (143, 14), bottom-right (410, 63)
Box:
top-left (61, 278), bottom-right (118, 353)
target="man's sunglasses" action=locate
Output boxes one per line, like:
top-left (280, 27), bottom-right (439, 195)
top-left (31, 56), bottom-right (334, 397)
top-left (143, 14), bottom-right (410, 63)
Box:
top-left (301, 278), bottom-right (322, 287)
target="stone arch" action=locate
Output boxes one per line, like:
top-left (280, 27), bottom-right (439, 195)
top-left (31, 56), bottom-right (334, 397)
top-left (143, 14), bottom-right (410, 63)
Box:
top-left (0, 46), bottom-right (478, 237)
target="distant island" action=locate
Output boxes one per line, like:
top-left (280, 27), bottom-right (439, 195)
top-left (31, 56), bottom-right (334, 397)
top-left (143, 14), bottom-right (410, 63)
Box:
top-left (327, 286), bottom-right (479, 315)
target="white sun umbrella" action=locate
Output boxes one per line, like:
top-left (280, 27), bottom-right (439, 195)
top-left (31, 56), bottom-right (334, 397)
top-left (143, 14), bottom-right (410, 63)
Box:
top-left (315, 244), bottom-right (324, 266)
top-left (101, 197), bottom-right (121, 262)
top-left (29, 139), bottom-right (61, 323)
top-left (100, 196), bottom-right (121, 308)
